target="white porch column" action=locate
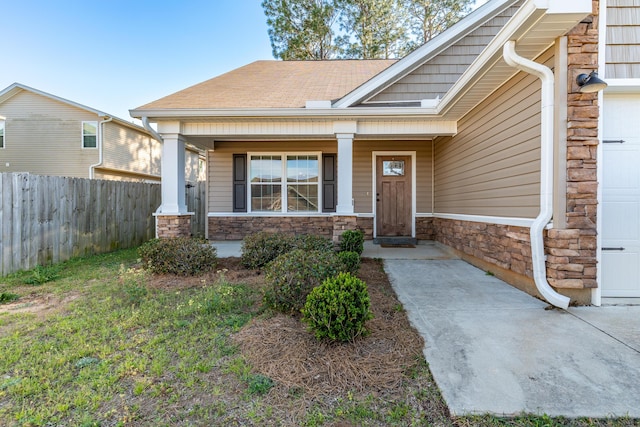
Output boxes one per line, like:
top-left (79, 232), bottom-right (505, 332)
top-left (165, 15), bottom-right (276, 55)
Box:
top-left (336, 133), bottom-right (354, 214)
top-left (159, 133), bottom-right (187, 214)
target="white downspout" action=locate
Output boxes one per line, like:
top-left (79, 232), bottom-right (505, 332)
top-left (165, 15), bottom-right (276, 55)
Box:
top-left (503, 40), bottom-right (570, 310)
top-left (89, 116), bottom-right (113, 179)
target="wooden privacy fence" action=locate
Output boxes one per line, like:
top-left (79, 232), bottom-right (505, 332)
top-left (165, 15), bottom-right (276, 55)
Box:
top-left (0, 173), bottom-right (206, 276)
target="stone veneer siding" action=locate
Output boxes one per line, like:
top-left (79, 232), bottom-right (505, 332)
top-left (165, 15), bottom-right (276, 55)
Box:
top-left (209, 216), bottom-right (333, 240)
top-left (434, 218), bottom-right (535, 276)
top-left (208, 215), bottom-right (374, 241)
top-left (157, 215), bottom-right (192, 238)
top-left (416, 217), bottom-right (435, 240)
top-left (549, 2), bottom-right (600, 290)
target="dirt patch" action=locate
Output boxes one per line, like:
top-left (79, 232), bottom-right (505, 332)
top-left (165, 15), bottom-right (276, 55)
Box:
top-left (232, 258), bottom-right (426, 397)
top-left (0, 292), bottom-right (81, 316)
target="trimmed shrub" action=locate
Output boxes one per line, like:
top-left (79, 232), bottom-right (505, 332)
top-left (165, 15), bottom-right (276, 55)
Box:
top-left (240, 232), bottom-right (294, 269)
top-left (339, 229), bottom-right (365, 255)
top-left (264, 249), bottom-right (344, 313)
top-left (138, 237), bottom-right (217, 276)
top-left (337, 251), bottom-right (361, 274)
top-left (302, 272), bottom-right (374, 342)
top-left (241, 232), bottom-right (334, 269)
top-left (292, 234), bottom-right (334, 253)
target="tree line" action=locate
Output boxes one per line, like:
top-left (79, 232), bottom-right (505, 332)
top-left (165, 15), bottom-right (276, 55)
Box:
top-left (262, 0), bottom-right (474, 60)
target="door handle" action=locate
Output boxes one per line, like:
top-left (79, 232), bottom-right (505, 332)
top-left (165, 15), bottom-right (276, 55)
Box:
top-left (602, 247), bottom-right (625, 251)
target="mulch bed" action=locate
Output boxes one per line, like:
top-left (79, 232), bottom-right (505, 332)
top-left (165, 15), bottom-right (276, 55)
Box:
top-left (230, 258), bottom-right (426, 398)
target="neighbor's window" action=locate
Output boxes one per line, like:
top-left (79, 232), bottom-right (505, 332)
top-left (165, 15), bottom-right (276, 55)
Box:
top-left (249, 154), bottom-right (319, 212)
top-left (0, 120), bottom-right (4, 148)
top-left (82, 121), bottom-right (97, 148)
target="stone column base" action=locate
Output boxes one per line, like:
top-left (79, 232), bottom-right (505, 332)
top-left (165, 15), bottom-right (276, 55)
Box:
top-left (155, 214), bottom-right (193, 238)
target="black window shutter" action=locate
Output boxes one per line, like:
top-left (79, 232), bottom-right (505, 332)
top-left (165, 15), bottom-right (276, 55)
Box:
top-left (322, 154), bottom-right (336, 212)
top-left (233, 154), bottom-right (247, 212)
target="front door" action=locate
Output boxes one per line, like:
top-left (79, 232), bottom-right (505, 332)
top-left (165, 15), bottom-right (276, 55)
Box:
top-left (601, 93), bottom-right (640, 297)
top-left (376, 155), bottom-right (412, 237)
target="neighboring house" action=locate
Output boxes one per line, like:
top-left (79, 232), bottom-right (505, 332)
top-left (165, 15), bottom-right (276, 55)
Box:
top-left (130, 0), bottom-right (639, 308)
top-left (0, 83), bottom-right (203, 183)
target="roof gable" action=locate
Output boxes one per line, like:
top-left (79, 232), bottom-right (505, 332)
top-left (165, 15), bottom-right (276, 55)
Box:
top-left (0, 83), bottom-right (150, 134)
top-left (333, 0), bottom-right (522, 108)
top-left (366, 2), bottom-right (522, 105)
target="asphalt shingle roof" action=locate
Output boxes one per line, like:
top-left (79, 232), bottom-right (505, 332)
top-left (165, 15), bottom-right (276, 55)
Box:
top-left (137, 60), bottom-right (397, 110)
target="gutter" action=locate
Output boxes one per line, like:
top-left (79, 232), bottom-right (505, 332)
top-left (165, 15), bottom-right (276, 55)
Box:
top-left (503, 40), bottom-right (570, 310)
top-left (89, 116), bottom-right (113, 179)
top-left (141, 116), bottom-right (164, 143)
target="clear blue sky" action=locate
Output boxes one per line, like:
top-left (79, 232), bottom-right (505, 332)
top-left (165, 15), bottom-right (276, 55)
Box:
top-left (1, 0), bottom-right (274, 121)
top-left (2, 1), bottom-right (486, 122)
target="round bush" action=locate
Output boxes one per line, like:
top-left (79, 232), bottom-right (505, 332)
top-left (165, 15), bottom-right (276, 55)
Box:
top-left (337, 251), bottom-right (361, 274)
top-left (241, 232), bottom-right (294, 269)
top-left (138, 237), bottom-right (217, 276)
top-left (302, 272), bottom-right (374, 342)
top-left (292, 234), bottom-right (334, 253)
top-left (339, 229), bottom-right (365, 255)
top-left (264, 249), bottom-right (344, 313)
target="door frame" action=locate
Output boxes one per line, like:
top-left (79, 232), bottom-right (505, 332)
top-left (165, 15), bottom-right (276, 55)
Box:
top-left (372, 151), bottom-right (416, 239)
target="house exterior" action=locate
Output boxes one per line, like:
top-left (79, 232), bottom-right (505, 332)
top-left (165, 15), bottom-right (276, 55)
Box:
top-left (130, 0), bottom-right (640, 307)
top-left (0, 83), bottom-right (203, 183)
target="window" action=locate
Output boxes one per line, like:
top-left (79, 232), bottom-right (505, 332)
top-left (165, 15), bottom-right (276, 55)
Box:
top-left (249, 154), bottom-right (319, 212)
top-left (0, 120), bottom-right (4, 148)
top-left (82, 121), bottom-right (97, 148)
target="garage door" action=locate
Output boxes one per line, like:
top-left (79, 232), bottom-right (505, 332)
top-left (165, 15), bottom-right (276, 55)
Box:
top-left (601, 93), bottom-right (640, 297)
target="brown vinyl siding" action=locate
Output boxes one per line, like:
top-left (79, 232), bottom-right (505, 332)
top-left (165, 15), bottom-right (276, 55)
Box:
top-left (207, 140), bottom-right (337, 213)
top-left (433, 50), bottom-right (552, 218)
top-left (353, 140), bottom-right (433, 214)
top-left (369, 4), bottom-right (521, 103)
top-left (606, 0), bottom-right (640, 78)
top-left (0, 91), bottom-right (98, 178)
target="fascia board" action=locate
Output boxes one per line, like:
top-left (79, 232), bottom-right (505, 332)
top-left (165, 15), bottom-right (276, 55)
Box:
top-left (129, 107), bottom-right (442, 120)
top-left (332, 0), bottom-right (521, 109)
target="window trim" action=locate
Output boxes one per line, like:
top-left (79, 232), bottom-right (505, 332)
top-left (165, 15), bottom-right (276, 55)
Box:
top-left (0, 119), bottom-right (5, 149)
top-left (81, 121), bottom-right (98, 149)
top-left (247, 151), bottom-right (322, 214)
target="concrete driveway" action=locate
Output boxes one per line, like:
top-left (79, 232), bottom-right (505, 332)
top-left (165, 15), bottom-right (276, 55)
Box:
top-left (385, 255), bottom-right (640, 418)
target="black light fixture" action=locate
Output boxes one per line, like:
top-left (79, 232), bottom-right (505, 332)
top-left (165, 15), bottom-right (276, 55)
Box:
top-left (576, 71), bottom-right (608, 93)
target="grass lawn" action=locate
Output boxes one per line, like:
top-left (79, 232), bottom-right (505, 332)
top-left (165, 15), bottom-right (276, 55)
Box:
top-left (0, 248), bottom-right (637, 426)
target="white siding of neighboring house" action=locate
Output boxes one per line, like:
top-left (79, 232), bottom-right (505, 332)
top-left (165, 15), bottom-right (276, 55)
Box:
top-left (0, 90), bottom-right (99, 178)
top-left (606, 0), bottom-right (640, 79)
top-left (100, 121), bottom-right (162, 181)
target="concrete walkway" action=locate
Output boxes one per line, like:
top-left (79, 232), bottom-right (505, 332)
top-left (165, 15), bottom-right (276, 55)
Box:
top-left (212, 240), bottom-right (640, 417)
top-left (385, 256), bottom-right (640, 418)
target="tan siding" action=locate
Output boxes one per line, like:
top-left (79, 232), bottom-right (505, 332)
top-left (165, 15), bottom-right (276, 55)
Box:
top-left (433, 51), bottom-right (551, 218)
top-left (353, 140), bottom-right (432, 214)
top-left (207, 140), bottom-right (432, 214)
top-left (102, 122), bottom-right (162, 178)
top-left (606, 1), bottom-right (640, 78)
top-left (207, 140), bottom-right (337, 213)
top-left (369, 4), bottom-right (521, 102)
top-left (0, 91), bottom-right (99, 178)
top-left (209, 151), bottom-right (233, 212)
